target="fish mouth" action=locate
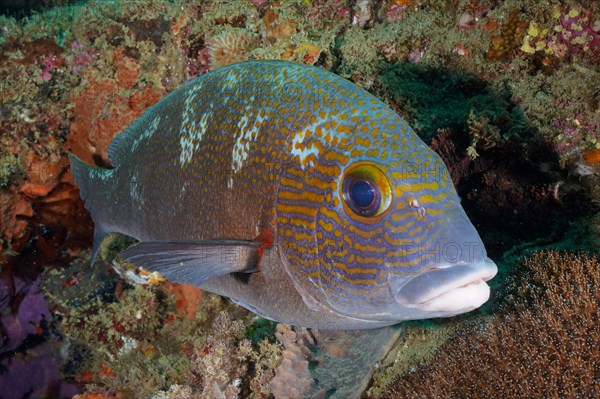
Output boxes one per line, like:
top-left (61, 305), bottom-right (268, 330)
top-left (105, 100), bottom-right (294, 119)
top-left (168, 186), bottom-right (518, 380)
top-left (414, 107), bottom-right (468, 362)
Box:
top-left (393, 258), bottom-right (498, 313)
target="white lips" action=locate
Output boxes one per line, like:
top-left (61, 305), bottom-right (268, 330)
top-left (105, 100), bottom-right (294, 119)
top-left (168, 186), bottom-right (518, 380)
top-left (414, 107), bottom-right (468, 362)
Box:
top-left (393, 258), bottom-right (498, 313)
top-left (415, 279), bottom-right (491, 313)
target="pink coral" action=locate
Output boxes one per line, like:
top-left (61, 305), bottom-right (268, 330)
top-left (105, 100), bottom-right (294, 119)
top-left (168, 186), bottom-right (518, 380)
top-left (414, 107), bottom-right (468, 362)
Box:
top-left (39, 54), bottom-right (64, 81)
top-left (252, 0), bottom-right (269, 7)
top-left (554, 112), bottom-right (600, 161)
top-left (547, 7), bottom-right (600, 61)
top-left (271, 324), bottom-right (314, 399)
top-left (70, 41), bottom-right (96, 76)
top-left (306, 0), bottom-right (351, 29)
top-left (387, 3), bottom-right (406, 22)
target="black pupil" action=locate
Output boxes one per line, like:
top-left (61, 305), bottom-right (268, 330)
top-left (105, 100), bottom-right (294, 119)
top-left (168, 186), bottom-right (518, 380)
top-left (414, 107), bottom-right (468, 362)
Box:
top-left (351, 180), bottom-right (375, 208)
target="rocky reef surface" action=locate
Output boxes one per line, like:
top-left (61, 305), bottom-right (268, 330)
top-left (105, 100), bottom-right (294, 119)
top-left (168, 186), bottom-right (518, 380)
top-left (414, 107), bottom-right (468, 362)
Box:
top-left (0, 1), bottom-right (598, 398)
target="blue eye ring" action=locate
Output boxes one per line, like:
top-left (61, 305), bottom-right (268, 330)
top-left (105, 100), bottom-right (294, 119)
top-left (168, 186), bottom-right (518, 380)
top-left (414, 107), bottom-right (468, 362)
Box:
top-left (341, 163), bottom-right (392, 219)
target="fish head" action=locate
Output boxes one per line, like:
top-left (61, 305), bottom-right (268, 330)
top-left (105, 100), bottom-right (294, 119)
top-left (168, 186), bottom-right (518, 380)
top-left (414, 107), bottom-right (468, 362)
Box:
top-left (277, 110), bottom-right (497, 326)
top-left (377, 148), bottom-right (499, 320)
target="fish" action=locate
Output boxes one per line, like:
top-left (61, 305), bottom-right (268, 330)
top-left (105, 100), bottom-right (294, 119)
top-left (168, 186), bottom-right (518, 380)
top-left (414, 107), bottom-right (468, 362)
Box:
top-left (69, 60), bottom-right (497, 330)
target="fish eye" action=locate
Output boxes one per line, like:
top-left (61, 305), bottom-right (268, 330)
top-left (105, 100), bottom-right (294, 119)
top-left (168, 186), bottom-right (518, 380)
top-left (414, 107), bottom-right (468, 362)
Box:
top-left (341, 163), bottom-right (392, 219)
top-left (344, 177), bottom-right (380, 216)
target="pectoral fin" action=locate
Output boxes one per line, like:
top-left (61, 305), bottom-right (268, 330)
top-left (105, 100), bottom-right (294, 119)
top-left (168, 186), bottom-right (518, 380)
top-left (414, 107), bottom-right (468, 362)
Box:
top-left (117, 240), bottom-right (261, 286)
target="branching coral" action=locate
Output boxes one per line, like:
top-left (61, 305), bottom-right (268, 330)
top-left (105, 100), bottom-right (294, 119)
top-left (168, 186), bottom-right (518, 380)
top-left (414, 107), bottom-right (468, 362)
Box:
top-left (466, 110), bottom-right (502, 160)
top-left (188, 311), bottom-right (254, 399)
top-left (44, 257), bottom-right (285, 399)
top-left (381, 250), bottom-right (600, 398)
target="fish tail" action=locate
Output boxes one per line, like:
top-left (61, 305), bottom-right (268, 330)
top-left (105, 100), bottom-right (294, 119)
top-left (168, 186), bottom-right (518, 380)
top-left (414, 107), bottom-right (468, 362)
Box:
top-left (69, 153), bottom-right (113, 266)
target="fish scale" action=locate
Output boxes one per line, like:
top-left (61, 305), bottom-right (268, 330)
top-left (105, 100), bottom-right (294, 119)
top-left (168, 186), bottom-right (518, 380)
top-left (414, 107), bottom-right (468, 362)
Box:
top-left (70, 60), bottom-right (497, 329)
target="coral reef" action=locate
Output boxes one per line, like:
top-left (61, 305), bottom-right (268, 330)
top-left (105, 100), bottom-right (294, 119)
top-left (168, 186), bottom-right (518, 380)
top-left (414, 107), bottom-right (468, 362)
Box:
top-left (0, 273), bottom-right (80, 398)
top-left (366, 319), bottom-right (456, 398)
top-left (41, 257), bottom-right (285, 399)
top-left (271, 324), bottom-right (402, 399)
top-left (521, 5), bottom-right (600, 64)
top-left (428, 103), bottom-right (596, 257)
top-left (487, 11), bottom-right (527, 61)
top-left (271, 324), bottom-right (314, 399)
top-left (66, 50), bottom-right (164, 165)
top-left (187, 312), bottom-right (254, 398)
top-left (207, 29), bottom-right (254, 71)
top-left (0, 0), bottom-right (599, 398)
top-left (0, 276), bottom-right (50, 353)
top-left (0, 342), bottom-right (80, 399)
top-left (377, 63), bottom-right (523, 143)
top-left (378, 250), bottom-right (600, 398)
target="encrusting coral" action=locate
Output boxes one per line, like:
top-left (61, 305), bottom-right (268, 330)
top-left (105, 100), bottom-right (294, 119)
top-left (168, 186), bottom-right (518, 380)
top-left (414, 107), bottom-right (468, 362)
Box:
top-left (380, 250), bottom-right (599, 398)
top-left (486, 11), bottom-right (527, 61)
top-left (270, 324), bottom-right (314, 399)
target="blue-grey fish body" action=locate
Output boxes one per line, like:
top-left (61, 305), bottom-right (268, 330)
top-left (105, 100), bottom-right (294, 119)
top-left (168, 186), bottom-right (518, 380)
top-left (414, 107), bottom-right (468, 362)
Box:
top-left (70, 61), bottom-right (497, 329)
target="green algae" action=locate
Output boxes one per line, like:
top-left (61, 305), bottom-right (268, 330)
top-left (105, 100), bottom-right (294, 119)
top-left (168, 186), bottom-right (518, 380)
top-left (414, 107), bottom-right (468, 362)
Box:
top-left (97, 232), bottom-right (138, 264)
top-left (337, 25), bottom-right (382, 88)
top-left (245, 318), bottom-right (278, 345)
top-left (0, 152), bottom-right (23, 188)
top-left (377, 63), bottom-right (527, 143)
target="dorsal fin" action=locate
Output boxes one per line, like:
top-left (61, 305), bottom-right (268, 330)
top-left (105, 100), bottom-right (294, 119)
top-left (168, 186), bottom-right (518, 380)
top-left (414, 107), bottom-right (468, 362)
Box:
top-left (107, 122), bottom-right (138, 167)
top-left (107, 87), bottom-right (179, 166)
top-left (108, 110), bottom-right (155, 167)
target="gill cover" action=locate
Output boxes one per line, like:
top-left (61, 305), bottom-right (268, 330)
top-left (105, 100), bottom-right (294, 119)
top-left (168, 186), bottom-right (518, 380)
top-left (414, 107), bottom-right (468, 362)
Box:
top-left (276, 158), bottom-right (401, 322)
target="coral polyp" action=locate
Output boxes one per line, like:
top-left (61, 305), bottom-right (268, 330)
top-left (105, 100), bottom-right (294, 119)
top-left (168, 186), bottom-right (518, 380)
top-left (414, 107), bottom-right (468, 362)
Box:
top-left (207, 30), bottom-right (254, 70)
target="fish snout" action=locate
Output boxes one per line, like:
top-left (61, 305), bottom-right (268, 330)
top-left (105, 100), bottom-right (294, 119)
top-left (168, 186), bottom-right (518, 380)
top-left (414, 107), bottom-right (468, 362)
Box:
top-left (392, 258), bottom-right (498, 314)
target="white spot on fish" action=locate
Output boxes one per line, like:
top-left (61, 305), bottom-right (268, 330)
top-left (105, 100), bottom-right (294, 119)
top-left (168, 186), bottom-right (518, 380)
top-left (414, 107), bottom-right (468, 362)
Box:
top-left (129, 173), bottom-right (145, 208)
top-left (222, 71), bottom-right (239, 89)
top-left (89, 167), bottom-right (115, 181)
top-left (291, 142), bottom-right (320, 169)
top-left (231, 97), bottom-right (268, 174)
top-left (179, 82), bottom-right (210, 166)
top-left (131, 115), bottom-right (161, 152)
top-left (180, 111), bottom-right (210, 166)
top-left (289, 115), bottom-right (336, 170)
